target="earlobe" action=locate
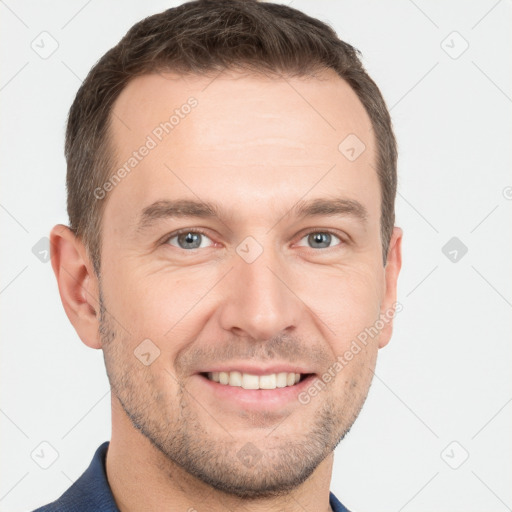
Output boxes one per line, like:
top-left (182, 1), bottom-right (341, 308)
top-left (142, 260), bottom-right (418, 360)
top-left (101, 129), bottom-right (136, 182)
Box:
top-left (50, 224), bottom-right (102, 349)
top-left (378, 226), bottom-right (403, 349)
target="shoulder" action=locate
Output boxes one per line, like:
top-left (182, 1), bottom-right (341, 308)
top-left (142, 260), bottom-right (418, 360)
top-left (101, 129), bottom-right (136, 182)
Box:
top-left (31, 442), bottom-right (119, 512)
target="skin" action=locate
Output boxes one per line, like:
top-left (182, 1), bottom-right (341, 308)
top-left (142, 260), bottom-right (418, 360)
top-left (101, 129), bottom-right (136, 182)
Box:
top-left (50, 69), bottom-right (402, 512)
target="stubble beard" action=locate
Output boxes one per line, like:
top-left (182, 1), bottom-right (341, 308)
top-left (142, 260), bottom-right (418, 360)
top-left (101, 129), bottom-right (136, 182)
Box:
top-left (98, 283), bottom-right (372, 500)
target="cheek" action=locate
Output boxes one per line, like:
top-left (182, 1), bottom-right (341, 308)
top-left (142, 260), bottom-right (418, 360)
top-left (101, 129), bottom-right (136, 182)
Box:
top-left (331, 334), bottom-right (379, 404)
top-left (298, 264), bottom-right (383, 340)
top-left (103, 243), bottom-right (384, 354)
top-left (103, 263), bottom-right (219, 348)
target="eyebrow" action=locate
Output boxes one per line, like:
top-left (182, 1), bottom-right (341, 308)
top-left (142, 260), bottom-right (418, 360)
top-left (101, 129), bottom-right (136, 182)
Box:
top-left (136, 197), bottom-right (368, 233)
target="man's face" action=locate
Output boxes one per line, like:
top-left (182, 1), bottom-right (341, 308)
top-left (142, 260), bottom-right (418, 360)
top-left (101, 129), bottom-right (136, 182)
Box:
top-left (96, 70), bottom-right (400, 498)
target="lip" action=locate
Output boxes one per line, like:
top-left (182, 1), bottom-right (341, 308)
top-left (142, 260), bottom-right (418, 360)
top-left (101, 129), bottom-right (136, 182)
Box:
top-left (195, 372), bottom-right (317, 410)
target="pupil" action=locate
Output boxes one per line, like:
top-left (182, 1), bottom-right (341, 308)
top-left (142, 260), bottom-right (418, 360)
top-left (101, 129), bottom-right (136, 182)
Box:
top-left (310, 233), bottom-right (330, 248)
top-left (180, 232), bottom-right (201, 249)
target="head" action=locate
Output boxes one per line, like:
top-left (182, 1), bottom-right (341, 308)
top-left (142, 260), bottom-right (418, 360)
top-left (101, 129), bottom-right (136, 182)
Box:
top-left (51, 0), bottom-right (402, 500)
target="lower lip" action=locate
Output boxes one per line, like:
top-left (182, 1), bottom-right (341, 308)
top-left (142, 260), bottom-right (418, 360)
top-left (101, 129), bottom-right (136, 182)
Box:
top-left (196, 373), bottom-right (317, 410)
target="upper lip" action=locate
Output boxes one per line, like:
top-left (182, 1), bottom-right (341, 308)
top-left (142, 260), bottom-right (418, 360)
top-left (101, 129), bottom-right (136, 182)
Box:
top-left (197, 364), bottom-right (315, 376)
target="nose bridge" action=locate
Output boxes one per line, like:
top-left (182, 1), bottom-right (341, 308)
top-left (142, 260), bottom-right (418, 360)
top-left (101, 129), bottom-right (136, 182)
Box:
top-left (217, 239), bottom-right (301, 339)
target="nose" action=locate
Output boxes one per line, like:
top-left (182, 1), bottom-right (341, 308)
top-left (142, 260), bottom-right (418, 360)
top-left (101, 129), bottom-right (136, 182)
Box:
top-left (217, 246), bottom-right (303, 340)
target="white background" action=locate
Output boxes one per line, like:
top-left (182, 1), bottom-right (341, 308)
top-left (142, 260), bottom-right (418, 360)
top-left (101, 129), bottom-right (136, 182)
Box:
top-left (1, 1), bottom-right (511, 511)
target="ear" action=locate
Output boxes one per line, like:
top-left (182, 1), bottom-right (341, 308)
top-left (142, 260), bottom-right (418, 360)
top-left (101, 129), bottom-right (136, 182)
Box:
top-left (49, 224), bottom-right (101, 349)
top-left (378, 226), bottom-right (403, 349)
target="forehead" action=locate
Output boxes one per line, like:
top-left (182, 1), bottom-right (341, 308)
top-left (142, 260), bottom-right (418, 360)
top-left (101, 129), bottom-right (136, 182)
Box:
top-left (104, 70), bottom-right (378, 234)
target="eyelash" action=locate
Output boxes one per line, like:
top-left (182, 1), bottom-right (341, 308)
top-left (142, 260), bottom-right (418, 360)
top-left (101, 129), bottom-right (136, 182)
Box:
top-left (163, 228), bottom-right (346, 251)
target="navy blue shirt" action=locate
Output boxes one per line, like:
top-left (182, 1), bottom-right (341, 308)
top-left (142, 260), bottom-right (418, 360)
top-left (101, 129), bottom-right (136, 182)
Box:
top-left (33, 442), bottom-right (351, 512)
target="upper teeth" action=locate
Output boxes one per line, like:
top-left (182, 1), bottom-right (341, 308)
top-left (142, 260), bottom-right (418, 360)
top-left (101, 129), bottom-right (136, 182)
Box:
top-left (207, 371), bottom-right (301, 389)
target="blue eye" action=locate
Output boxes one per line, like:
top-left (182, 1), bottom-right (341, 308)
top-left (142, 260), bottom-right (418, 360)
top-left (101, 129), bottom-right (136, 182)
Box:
top-left (164, 229), bottom-right (344, 252)
top-left (298, 231), bottom-right (342, 249)
top-left (166, 230), bottom-right (214, 250)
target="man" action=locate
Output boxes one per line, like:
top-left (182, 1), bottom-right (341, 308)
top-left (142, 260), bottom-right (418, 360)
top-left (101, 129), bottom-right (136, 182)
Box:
top-left (36, 0), bottom-right (402, 510)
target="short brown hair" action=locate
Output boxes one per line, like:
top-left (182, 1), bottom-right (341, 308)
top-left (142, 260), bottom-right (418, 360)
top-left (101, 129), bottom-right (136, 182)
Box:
top-left (65, 0), bottom-right (397, 275)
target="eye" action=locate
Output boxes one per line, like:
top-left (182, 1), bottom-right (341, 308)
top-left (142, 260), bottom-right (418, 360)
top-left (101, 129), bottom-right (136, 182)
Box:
top-left (165, 229), bottom-right (215, 250)
top-left (296, 231), bottom-right (343, 249)
top-left (162, 229), bottom-right (344, 252)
